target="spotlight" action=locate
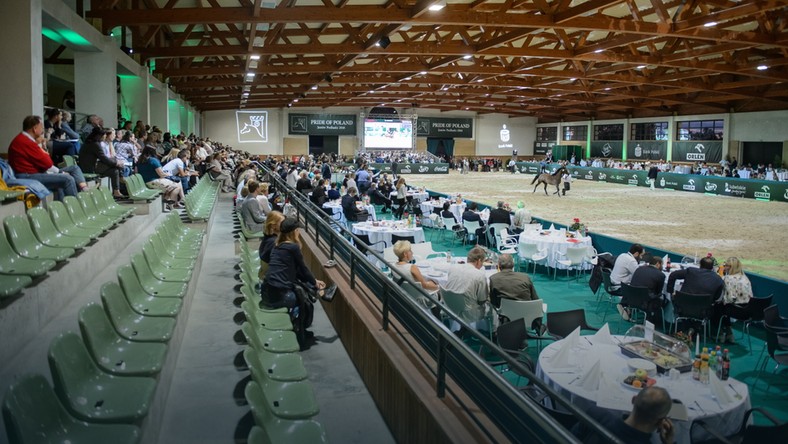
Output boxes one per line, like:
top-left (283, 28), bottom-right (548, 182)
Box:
top-left (378, 36), bottom-right (391, 49)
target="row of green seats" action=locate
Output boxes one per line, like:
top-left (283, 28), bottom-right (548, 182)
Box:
top-left (0, 188), bottom-right (134, 299)
top-left (2, 213), bottom-right (205, 443)
top-left (184, 176), bottom-right (220, 221)
top-left (125, 174), bottom-right (161, 202)
top-left (60, 155), bottom-right (98, 182)
top-left (235, 233), bottom-right (328, 443)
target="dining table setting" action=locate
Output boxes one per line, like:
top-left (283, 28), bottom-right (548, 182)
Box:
top-left (518, 225), bottom-right (593, 270)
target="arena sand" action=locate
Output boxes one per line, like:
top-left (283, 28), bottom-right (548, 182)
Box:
top-left (406, 171), bottom-right (788, 282)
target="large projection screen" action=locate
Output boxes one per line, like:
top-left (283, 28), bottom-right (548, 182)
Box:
top-left (363, 118), bottom-right (413, 149)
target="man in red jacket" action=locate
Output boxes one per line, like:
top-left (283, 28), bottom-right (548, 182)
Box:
top-left (8, 115), bottom-right (87, 200)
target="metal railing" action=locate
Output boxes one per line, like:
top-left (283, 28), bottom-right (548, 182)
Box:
top-left (258, 163), bottom-right (623, 444)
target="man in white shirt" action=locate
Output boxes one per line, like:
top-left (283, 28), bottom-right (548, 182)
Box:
top-left (444, 247), bottom-right (490, 332)
top-left (610, 244), bottom-right (645, 320)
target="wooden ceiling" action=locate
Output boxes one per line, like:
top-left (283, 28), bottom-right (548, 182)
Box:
top-left (86, 0), bottom-right (788, 122)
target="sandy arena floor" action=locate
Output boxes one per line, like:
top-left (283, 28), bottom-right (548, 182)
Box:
top-left (407, 171), bottom-right (788, 281)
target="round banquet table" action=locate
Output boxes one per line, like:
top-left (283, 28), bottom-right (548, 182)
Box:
top-left (351, 221), bottom-right (425, 248)
top-left (389, 190), bottom-right (430, 202)
top-left (412, 256), bottom-right (498, 287)
top-left (419, 199), bottom-right (466, 223)
top-left (322, 201), bottom-right (376, 222)
top-left (536, 335), bottom-right (751, 444)
top-left (518, 230), bottom-right (593, 270)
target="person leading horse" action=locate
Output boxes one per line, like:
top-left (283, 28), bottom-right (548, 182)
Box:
top-left (531, 166), bottom-right (567, 196)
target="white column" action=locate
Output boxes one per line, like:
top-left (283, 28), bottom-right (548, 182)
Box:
top-left (0, 0), bottom-right (43, 150)
top-left (74, 51), bottom-right (118, 128)
top-left (118, 74), bottom-right (149, 126)
top-left (149, 88), bottom-right (168, 132)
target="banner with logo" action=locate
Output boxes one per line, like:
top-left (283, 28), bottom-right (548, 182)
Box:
top-left (627, 141), bottom-right (667, 160)
top-left (287, 113), bottom-right (357, 135)
top-left (236, 110), bottom-right (268, 143)
top-left (672, 141), bottom-right (723, 164)
top-left (394, 163), bottom-right (450, 174)
top-left (590, 141), bottom-right (623, 158)
top-left (415, 117), bottom-right (473, 138)
top-left (369, 163), bottom-right (393, 173)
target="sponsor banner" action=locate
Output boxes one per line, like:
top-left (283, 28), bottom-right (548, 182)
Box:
top-left (627, 141), bottom-right (667, 160)
top-left (394, 163), bottom-right (450, 174)
top-left (515, 162), bottom-right (543, 174)
top-left (657, 174), bottom-right (704, 193)
top-left (288, 113), bottom-right (357, 135)
top-left (590, 141), bottom-right (623, 158)
top-left (368, 163), bottom-right (393, 173)
top-left (416, 117), bottom-right (473, 138)
top-left (672, 141), bottom-right (722, 164)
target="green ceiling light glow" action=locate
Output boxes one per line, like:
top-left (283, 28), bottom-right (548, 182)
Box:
top-left (117, 74), bottom-right (138, 79)
top-left (149, 84), bottom-right (155, 88)
top-left (41, 28), bottom-right (65, 44)
top-left (57, 29), bottom-right (91, 46)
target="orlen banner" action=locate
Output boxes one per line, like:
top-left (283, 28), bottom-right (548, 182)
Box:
top-left (672, 141), bottom-right (723, 164)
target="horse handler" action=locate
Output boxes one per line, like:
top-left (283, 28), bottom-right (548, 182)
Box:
top-left (561, 171), bottom-right (572, 196)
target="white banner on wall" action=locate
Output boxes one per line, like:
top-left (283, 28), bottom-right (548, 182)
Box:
top-left (236, 110), bottom-right (268, 143)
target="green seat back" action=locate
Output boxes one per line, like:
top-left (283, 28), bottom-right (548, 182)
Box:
top-left (101, 282), bottom-right (175, 342)
top-left (241, 300), bottom-right (293, 331)
top-left (244, 381), bottom-right (328, 444)
top-left (63, 196), bottom-right (110, 230)
top-left (243, 345), bottom-right (308, 383)
top-left (3, 214), bottom-right (74, 261)
top-left (0, 224), bottom-right (56, 277)
top-left (2, 373), bottom-right (142, 444)
top-left (0, 273), bottom-right (32, 298)
top-left (130, 253), bottom-right (188, 297)
top-left (62, 155), bottom-right (76, 166)
top-left (48, 201), bottom-right (102, 239)
top-left (28, 207), bottom-right (90, 249)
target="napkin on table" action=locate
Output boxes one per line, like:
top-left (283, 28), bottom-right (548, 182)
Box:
top-left (710, 373), bottom-right (734, 405)
top-left (577, 359), bottom-right (602, 391)
top-left (548, 327), bottom-right (580, 368)
top-left (593, 323), bottom-right (614, 345)
top-left (548, 223), bottom-right (556, 231)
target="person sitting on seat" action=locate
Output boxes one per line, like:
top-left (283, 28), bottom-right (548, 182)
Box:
top-left (612, 244), bottom-right (645, 320)
top-left (392, 240), bottom-right (439, 292)
top-left (162, 149), bottom-right (198, 194)
top-left (713, 257), bottom-right (752, 344)
top-left (366, 182), bottom-right (392, 213)
top-left (488, 201), bottom-right (511, 226)
top-left (489, 254), bottom-right (545, 335)
top-left (625, 255), bottom-right (667, 323)
top-left (327, 182), bottom-right (340, 200)
top-left (79, 127), bottom-right (126, 199)
top-left (444, 246), bottom-right (489, 331)
top-left (462, 202), bottom-right (486, 242)
top-left (341, 186), bottom-right (368, 222)
top-left (258, 211), bottom-right (285, 281)
top-left (295, 170), bottom-right (312, 194)
top-left (571, 386), bottom-right (674, 444)
top-left (240, 180), bottom-right (267, 233)
top-left (137, 146), bottom-right (184, 210)
top-left (512, 201), bottom-right (531, 233)
top-left (666, 256), bottom-right (724, 300)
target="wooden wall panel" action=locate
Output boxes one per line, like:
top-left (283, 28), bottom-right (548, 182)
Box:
top-left (283, 137), bottom-right (307, 156)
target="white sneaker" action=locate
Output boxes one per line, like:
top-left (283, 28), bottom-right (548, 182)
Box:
top-left (616, 304), bottom-right (630, 321)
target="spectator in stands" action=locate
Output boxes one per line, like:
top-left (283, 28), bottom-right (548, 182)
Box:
top-left (512, 201), bottom-right (531, 232)
top-left (59, 110), bottom-right (81, 153)
top-left (0, 157), bottom-right (51, 202)
top-left (611, 243), bottom-right (644, 292)
top-left (44, 108), bottom-right (79, 162)
top-left (444, 246), bottom-right (489, 332)
top-left (392, 240), bottom-right (439, 292)
top-left (321, 162), bottom-right (331, 183)
top-left (667, 255), bottom-right (724, 301)
top-left (137, 146), bottom-right (184, 210)
top-left (393, 177), bottom-right (407, 219)
top-left (488, 201), bottom-right (511, 226)
top-left (62, 90), bottom-right (75, 110)
top-left (713, 257), bottom-right (752, 344)
top-left (625, 255), bottom-right (666, 324)
top-left (114, 131), bottom-right (138, 177)
top-left (162, 149), bottom-right (198, 194)
top-left (255, 182), bottom-right (272, 216)
top-left (345, 172), bottom-right (357, 192)
top-left (240, 180), bottom-right (267, 233)
top-left (571, 386), bottom-right (674, 444)
top-left (462, 202), bottom-right (486, 242)
top-left (489, 254), bottom-right (545, 335)
top-left (160, 132), bottom-right (174, 156)
top-left (295, 170), bottom-right (312, 194)
top-left (366, 182), bottom-right (392, 213)
top-left (7, 115), bottom-right (87, 201)
top-left (341, 187), bottom-right (368, 222)
top-left (355, 165), bottom-right (371, 194)
top-left (264, 217), bottom-right (337, 349)
top-left (310, 179), bottom-right (327, 207)
top-left (206, 153), bottom-right (233, 192)
top-left (79, 127), bottom-right (126, 199)
top-left (286, 166), bottom-right (299, 188)
top-left (258, 211), bottom-right (285, 280)
top-left (79, 114), bottom-right (102, 141)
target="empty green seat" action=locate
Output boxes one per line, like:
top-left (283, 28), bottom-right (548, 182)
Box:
top-left (48, 201), bottom-right (103, 239)
top-left (0, 189), bottom-right (24, 202)
top-left (242, 301), bottom-right (293, 331)
top-left (27, 207), bottom-right (91, 250)
top-left (111, 277), bottom-right (181, 317)
top-left (63, 196), bottom-right (114, 231)
top-left (101, 283), bottom-right (175, 342)
top-left (48, 332), bottom-right (157, 423)
top-left (245, 381), bottom-right (328, 443)
top-left (78, 191), bottom-right (123, 226)
top-left (163, 213), bottom-right (204, 241)
top-left (248, 426), bottom-right (266, 444)
top-left (0, 225), bottom-right (56, 277)
top-left (126, 174), bottom-right (160, 201)
top-left (142, 242), bottom-right (194, 270)
top-left (78, 303), bottom-right (168, 376)
top-left (2, 373), bottom-right (142, 444)
top-left (132, 252), bottom-right (191, 283)
top-left (130, 254), bottom-right (188, 297)
top-left (241, 322), bottom-right (299, 354)
top-left (118, 263), bottom-right (183, 300)
top-left (146, 237), bottom-right (197, 267)
top-left (93, 187), bottom-right (134, 219)
top-left (150, 231), bottom-right (199, 260)
top-left (0, 273), bottom-right (32, 299)
top-left (246, 348), bottom-right (319, 419)
top-left (4, 215), bottom-right (74, 262)
top-left (243, 346), bottom-right (307, 383)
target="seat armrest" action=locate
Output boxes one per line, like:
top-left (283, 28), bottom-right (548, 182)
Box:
top-left (691, 419), bottom-right (735, 444)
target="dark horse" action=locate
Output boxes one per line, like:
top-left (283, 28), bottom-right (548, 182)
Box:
top-left (531, 167), bottom-right (567, 196)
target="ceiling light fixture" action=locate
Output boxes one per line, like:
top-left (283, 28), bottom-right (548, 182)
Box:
top-left (250, 54), bottom-right (260, 60)
top-left (246, 72), bottom-right (255, 77)
top-left (704, 21), bottom-right (717, 27)
top-left (594, 49), bottom-right (603, 53)
top-left (463, 55), bottom-right (472, 60)
top-left (428, 0), bottom-right (446, 11)
top-left (420, 71), bottom-right (427, 75)
top-left (293, 99), bottom-right (299, 103)
top-left (570, 78), bottom-right (576, 81)
top-left (637, 65), bottom-right (646, 69)
top-left (400, 24), bottom-right (412, 31)
top-left (311, 85), bottom-right (318, 90)
top-left (604, 87), bottom-right (611, 91)
top-left (757, 65), bottom-right (768, 71)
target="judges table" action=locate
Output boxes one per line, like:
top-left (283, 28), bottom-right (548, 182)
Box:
top-left (518, 230), bottom-right (593, 270)
top-left (322, 201), bottom-right (376, 222)
top-left (351, 221), bottom-right (425, 248)
top-left (537, 334), bottom-right (750, 444)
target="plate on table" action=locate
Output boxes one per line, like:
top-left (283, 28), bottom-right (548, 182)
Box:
top-left (626, 358), bottom-right (657, 376)
top-left (621, 375), bottom-right (657, 390)
top-left (416, 263), bottom-right (431, 269)
top-left (427, 271), bottom-right (444, 278)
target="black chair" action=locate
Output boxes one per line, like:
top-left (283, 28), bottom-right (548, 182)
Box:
top-left (672, 291), bottom-right (715, 346)
top-left (620, 284), bottom-right (665, 332)
top-left (690, 407), bottom-right (788, 444)
top-left (520, 385), bottom-right (579, 430)
top-left (598, 269), bottom-right (623, 322)
top-left (391, 234), bottom-right (415, 245)
top-left (486, 319), bottom-right (534, 386)
top-left (546, 309), bottom-right (599, 340)
top-left (353, 234), bottom-right (386, 256)
top-left (715, 295), bottom-right (773, 354)
top-left (763, 304), bottom-right (788, 330)
top-left (754, 324), bottom-right (788, 390)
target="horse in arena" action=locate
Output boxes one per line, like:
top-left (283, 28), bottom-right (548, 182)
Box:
top-left (531, 167), bottom-right (567, 196)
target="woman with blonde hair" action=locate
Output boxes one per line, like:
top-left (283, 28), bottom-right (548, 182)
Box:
top-left (258, 211), bottom-right (285, 280)
top-left (392, 240), bottom-right (439, 292)
top-left (394, 176), bottom-right (407, 219)
top-left (713, 257), bottom-right (753, 344)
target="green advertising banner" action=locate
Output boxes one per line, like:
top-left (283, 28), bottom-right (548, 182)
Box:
top-left (395, 163), bottom-right (450, 174)
top-left (671, 141), bottom-right (723, 164)
top-left (515, 162), bottom-right (542, 174)
top-left (415, 117), bottom-right (473, 138)
top-left (627, 141), bottom-right (667, 161)
top-left (288, 113), bottom-right (357, 135)
top-left (369, 163), bottom-right (393, 173)
top-left (590, 141), bottom-right (623, 158)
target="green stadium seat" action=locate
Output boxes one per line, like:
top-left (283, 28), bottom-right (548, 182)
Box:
top-left (132, 252), bottom-right (191, 283)
top-left (2, 374), bottom-right (141, 444)
top-left (0, 273), bottom-right (32, 299)
top-left (118, 263), bottom-right (183, 300)
top-left (78, 303), bottom-right (167, 376)
top-left (78, 191), bottom-right (123, 225)
top-left (92, 187), bottom-right (134, 219)
top-left (145, 238), bottom-right (197, 268)
top-left (130, 253), bottom-right (188, 297)
top-left (62, 196), bottom-right (113, 232)
top-left (150, 230), bottom-right (200, 260)
top-left (0, 225), bottom-right (56, 277)
top-left (126, 174), bottom-right (160, 201)
top-left (101, 283), bottom-right (175, 342)
top-left (48, 201), bottom-right (104, 239)
top-left (240, 281), bottom-right (289, 315)
top-left (3, 215), bottom-right (75, 262)
top-left (142, 242), bottom-right (194, 270)
top-left (246, 349), bottom-right (319, 419)
top-left (241, 300), bottom-right (293, 331)
top-left (245, 381), bottom-right (328, 443)
top-left (243, 346), bottom-right (307, 383)
top-left (48, 332), bottom-right (157, 424)
top-left (241, 322), bottom-right (299, 354)
top-left (0, 189), bottom-right (24, 202)
top-left (248, 426), bottom-right (265, 444)
top-left (27, 207), bottom-right (91, 250)
top-left (113, 277), bottom-right (182, 317)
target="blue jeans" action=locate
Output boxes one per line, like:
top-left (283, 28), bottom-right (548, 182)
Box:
top-left (16, 172), bottom-right (77, 201)
top-left (167, 175), bottom-right (190, 194)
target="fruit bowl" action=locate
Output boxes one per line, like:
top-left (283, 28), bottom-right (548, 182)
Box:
top-left (622, 374), bottom-right (657, 390)
top-left (627, 358), bottom-right (657, 377)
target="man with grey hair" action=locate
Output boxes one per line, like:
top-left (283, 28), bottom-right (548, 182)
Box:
top-left (489, 254), bottom-right (545, 335)
top-left (444, 246), bottom-right (489, 332)
top-left (488, 200), bottom-right (512, 226)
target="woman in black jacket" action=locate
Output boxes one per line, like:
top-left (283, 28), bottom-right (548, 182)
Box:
top-left (78, 127), bottom-right (125, 198)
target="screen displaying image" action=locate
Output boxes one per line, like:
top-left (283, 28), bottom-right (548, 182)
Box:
top-left (363, 119), bottom-right (413, 149)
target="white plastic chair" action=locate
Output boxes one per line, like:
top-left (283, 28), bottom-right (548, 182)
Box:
top-left (517, 241), bottom-right (548, 275)
top-left (462, 220), bottom-right (482, 245)
top-left (554, 246), bottom-right (588, 284)
top-left (497, 228), bottom-right (518, 255)
top-left (488, 223), bottom-right (510, 249)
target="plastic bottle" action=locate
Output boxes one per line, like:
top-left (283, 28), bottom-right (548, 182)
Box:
top-left (700, 347), bottom-right (710, 384)
top-left (721, 349), bottom-right (730, 381)
top-left (709, 350), bottom-right (717, 373)
top-left (692, 353), bottom-right (701, 380)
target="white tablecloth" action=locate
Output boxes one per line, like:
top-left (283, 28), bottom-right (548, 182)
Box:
top-left (322, 201), bottom-right (376, 222)
top-left (537, 335), bottom-right (751, 444)
top-left (775, 171), bottom-right (787, 181)
top-left (352, 221), bottom-right (425, 247)
top-left (518, 231), bottom-right (593, 270)
top-left (389, 190), bottom-right (430, 202)
top-left (419, 200), bottom-right (466, 223)
top-left (412, 257), bottom-right (497, 287)
top-left (674, 166), bottom-right (692, 174)
top-left (736, 169), bottom-right (751, 179)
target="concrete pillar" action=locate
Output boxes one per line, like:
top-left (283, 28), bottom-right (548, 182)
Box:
top-left (0, 0), bottom-right (43, 151)
top-left (118, 74), bottom-right (149, 126)
top-left (149, 86), bottom-right (168, 131)
top-left (74, 51), bottom-right (118, 128)
top-left (167, 95), bottom-right (181, 135)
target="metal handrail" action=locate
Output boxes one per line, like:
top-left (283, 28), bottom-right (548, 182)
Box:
top-left (258, 162), bottom-right (623, 444)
